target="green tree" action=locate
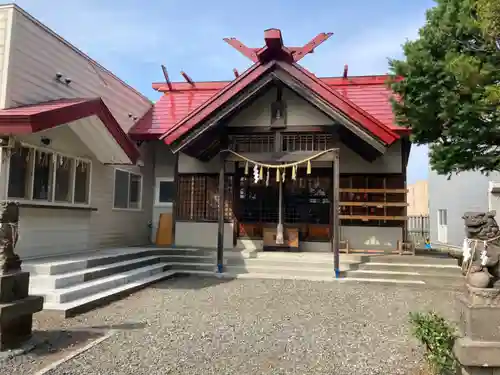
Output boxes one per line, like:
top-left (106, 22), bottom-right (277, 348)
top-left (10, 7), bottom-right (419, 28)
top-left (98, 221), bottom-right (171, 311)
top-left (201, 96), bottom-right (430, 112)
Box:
top-left (389, 0), bottom-right (500, 176)
top-left (476, 0), bottom-right (500, 44)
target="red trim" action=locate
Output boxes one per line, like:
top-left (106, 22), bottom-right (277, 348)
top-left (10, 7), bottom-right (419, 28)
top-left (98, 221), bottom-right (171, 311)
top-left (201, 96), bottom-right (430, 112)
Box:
top-left (151, 75), bottom-right (400, 92)
top-left (0, 98), bottom-right (140, 163)
top-left (292, 33), bottom-right (333, 62)
top-left (160, 60), bottom-right (399, 146)
top-left (160, 62), bottom-right (273, 143)
top-left (279, 62), bottom-right (398, 144)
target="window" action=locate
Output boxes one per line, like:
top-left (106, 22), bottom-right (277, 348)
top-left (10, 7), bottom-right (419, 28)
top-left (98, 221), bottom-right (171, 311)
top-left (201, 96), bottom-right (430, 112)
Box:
top-left (7, 144), bottom-right (91, 205)
top-left (113, 169), bottom-right (142, 209)
top-left (438, 209), bottom-right (448, 226)
top-left (155, 178), bottom-right (175, 206)
top-left (7, 146), bottom-right (32, 199)
top-left (74, 160), bottom-right (91, 204)
top-left (176, 175), bottom-right (232, 221)
top-left (54, 155), bottom-right (73, 202)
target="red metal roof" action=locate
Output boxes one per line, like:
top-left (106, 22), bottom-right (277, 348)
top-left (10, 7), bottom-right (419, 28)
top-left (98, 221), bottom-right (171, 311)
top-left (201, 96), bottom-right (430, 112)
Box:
top-left (130, 75), bottom-right (402, 140)
top-left (0, 98), bottom-right (140, 163)
top-left (129, 29), bottom-right (404, 144)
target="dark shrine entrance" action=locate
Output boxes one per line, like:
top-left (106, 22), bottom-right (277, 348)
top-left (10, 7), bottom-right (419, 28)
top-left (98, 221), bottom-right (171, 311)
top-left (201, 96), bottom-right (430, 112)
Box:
top-left (235, 167), bottom-right (333, 246)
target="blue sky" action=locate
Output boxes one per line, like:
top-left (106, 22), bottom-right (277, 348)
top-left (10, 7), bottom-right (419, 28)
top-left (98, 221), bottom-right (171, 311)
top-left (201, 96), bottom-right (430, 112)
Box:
top-left (14, 0), bottom-right (435, 184)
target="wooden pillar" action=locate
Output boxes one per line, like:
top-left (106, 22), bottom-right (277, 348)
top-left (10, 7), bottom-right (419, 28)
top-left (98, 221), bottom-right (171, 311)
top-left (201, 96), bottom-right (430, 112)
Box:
top-left (216, 151), bottom-right (226, 273)
top-left (171, 152), bottom-right (179, 247)
top-left (332, 150), bottom-right (340, 278)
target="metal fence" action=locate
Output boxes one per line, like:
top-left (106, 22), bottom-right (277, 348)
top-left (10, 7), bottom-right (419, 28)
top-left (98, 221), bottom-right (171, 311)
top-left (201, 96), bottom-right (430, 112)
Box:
top-left (407, 215), bottom-right (430, 246)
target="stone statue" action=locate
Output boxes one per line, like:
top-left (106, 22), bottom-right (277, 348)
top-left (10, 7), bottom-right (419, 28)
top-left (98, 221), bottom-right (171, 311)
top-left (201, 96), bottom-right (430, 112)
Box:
top-left (0, 201), bottom-right (21, 274)
top-left (453, 211), bottom-right (500, 374)
top-left (460, 211), bottom-right (500, 289)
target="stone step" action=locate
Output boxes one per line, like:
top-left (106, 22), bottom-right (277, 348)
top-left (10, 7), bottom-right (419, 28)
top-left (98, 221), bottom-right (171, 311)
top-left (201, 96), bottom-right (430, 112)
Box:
top-left (32, 263), bottom-right (170, 304)
top-left (29, 256), bottom-right (163, 289)
top-left (43, 270), bottom-right (178, 318)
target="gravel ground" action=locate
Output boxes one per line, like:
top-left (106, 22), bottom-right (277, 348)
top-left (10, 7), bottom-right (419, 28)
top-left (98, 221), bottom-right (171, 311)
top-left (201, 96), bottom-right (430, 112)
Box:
top-left (3, 276), bottom-right (460, 375)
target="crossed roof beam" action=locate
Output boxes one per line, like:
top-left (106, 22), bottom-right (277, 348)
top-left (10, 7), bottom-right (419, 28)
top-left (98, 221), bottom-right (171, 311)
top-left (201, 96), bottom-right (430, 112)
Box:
top-left (223, 29), bottom-right (333, 63)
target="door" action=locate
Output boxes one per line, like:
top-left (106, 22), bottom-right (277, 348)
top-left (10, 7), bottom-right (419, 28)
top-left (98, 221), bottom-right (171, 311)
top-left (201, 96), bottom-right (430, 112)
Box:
top-left (156, 213), bottom-right (173, 246)
top-left (437, 209), bottom-right (448, 243)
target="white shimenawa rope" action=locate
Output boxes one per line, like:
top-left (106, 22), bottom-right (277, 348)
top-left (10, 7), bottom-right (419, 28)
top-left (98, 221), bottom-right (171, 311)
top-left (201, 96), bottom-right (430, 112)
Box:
top-left (462, 235), bottom-right (500, 276)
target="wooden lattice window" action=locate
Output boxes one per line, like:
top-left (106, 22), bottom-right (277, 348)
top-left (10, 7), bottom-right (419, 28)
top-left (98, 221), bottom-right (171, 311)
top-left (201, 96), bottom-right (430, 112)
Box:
top-left (282, 133), bottom-right (335, 152)
top-left (229, 134), bottom-right (275, 153)
top-left (176, 175), bottom-right (233, 221)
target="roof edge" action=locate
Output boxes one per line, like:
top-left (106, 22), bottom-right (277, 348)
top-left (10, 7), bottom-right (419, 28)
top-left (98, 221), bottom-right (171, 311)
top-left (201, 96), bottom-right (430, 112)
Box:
top-left (10, 4), bottom-right (151, 105)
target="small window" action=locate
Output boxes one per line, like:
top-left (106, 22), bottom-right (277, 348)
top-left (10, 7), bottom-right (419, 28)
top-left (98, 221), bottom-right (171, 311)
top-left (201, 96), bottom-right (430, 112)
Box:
top-left (155, 178), bottom-right (175, 205)
top-left (438, 209), bottom-right (448, 226)
top-left (74, 161), bottom-right (91, 204)
top-left (7, 146), bottom-right (32, 199)
top-left (33, 150), bottom-right (54, 200)
top-left (54, 155), bottom-right (73, 203)
top-left (113, 169), bottom-right (142, 210)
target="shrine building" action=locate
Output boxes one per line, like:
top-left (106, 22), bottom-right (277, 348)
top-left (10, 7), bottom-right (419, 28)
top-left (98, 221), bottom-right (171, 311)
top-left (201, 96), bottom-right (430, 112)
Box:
top-left (130, 29), bottom-right (411, 258)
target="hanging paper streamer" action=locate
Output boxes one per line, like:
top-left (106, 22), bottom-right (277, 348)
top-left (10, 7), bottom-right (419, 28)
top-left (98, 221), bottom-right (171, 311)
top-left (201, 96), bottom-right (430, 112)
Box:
top-left (282, 169), bottom-right (286, 182)
top-left (276, 168), bottom-right (280, 182)
top-left (292, 165), bottom-right (297, 180)
top-left (265, 168), bottom-right (270, 186)
top-left (306, 160), bottom-right (311, 175)
top-left (462, 238), bottom-right (472, 263)
top-left (244, 161), bottom-right (249, 175)
top-left (259, 166), bottom-right (263, 180)
top-left (276, 223), bottom-right (284, 245)
top-left (253, 165), bottom-right (259, 184)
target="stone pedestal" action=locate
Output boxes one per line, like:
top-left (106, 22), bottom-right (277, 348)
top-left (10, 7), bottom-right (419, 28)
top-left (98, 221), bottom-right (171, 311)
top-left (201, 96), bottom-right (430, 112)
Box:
top-left (0, 271), bottom-right (43, 351)
top-left (454, 286), bottom-right (500, 375)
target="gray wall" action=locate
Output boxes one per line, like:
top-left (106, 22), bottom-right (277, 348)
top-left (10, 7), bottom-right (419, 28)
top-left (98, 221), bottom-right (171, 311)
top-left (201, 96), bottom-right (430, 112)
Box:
top-left (429, 168), bottom-right (498, 247)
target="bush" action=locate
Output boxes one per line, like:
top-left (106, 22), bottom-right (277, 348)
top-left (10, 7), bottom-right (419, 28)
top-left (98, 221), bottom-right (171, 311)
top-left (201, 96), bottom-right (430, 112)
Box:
top-left (409, 312), bottom-right (458, 375)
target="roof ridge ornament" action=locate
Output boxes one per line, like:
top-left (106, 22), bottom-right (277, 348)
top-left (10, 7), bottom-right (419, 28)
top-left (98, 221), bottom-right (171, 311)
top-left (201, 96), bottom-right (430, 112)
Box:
top-left (223, 29), bottom-right (333, 63)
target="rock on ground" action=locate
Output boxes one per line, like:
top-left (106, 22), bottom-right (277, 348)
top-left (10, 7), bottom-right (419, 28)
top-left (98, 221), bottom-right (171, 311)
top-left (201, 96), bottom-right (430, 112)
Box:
top-left (2, 276), bottom-right (459, 375)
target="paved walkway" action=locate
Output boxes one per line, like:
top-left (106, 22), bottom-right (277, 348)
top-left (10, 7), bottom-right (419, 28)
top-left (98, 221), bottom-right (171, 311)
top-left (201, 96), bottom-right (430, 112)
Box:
top-left (4, 276), bottom-right (459, 375)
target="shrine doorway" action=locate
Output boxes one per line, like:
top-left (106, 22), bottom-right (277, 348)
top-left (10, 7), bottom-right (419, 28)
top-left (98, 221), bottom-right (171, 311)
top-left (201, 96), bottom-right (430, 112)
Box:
top-left (234, 167), bottom-right (333, 245)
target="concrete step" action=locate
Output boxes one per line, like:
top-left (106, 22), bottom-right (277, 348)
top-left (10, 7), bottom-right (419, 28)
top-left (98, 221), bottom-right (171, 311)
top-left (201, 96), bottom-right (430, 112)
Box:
top-left (162, 255), bottom-right (215, 264)
top-left (367, 255), bottom-right (459, 266)
top-left (345, 269), bottom-right (464, 285)
top-left (160, 248), bottom-right (216, 257)
top-left (224, 264), bottom-right (350, 277)
top-left (23, 249), bottom-right (158, 276)
top-left (359, 262), bottom-right (462, 275)
top-left (29, 256), bottom-right (163, 289)
top-left (342, 277), bottom-right (426, 285)
top-left (43, 270), bottom-right (178, 317)
top-left (181, 270), bottom-right (427, 286)
top-left (168, 262), bottom-right (215, 272)
top-left (32, 263), bottom-right (170, 304)
top-left (225, 257), bottom-right (359, 270)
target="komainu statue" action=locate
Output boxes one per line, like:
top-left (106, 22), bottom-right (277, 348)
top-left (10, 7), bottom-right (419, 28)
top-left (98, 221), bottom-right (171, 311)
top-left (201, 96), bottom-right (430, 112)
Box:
top-left (461, 211), bottom-right (500, 289)
top-left (0, 201), bottom-right (21, 274)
